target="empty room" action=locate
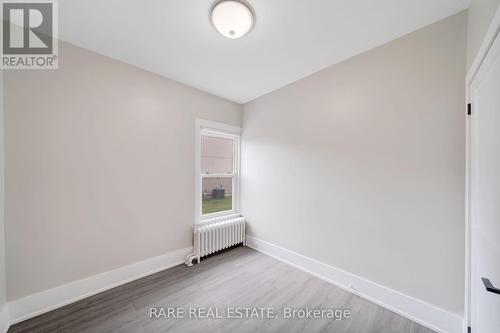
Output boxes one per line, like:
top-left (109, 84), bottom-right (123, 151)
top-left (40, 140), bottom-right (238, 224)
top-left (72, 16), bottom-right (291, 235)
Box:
top-left (0, 0), bottom-right (499, 332)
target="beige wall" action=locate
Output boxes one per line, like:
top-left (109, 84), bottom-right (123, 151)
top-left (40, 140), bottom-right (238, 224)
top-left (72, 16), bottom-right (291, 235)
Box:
top-left (467, 0), bottom-right (500, 71)
top-left (241, 12), bottom-right (466, 315)
top-left (0, 71), bottom-right (7, 331)
top-left (4, 42), bottom-right (242, 300)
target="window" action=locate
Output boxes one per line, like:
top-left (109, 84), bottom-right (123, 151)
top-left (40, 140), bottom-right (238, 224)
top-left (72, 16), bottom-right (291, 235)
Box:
top-left (196, 119), bottom-right (240, 222)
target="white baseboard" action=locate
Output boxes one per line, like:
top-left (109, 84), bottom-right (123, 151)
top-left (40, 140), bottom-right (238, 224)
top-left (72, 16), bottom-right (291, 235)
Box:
top-left (246, 235), bottom-right (463, 333)
top-left (8, 246), bottom-right (192, 325)
top-left (0, 305), bottom-right (9, 333)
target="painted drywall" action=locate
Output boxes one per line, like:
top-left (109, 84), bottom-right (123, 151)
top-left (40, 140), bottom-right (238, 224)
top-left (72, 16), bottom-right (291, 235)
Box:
top-left (0, 71), bottom-right (8, 332)
top-left (4, 42), bottom-right (242, 301)
top-left (241, 12), bottom-right (466, 315)
top-left (467, 0), bottom-right (500, 71)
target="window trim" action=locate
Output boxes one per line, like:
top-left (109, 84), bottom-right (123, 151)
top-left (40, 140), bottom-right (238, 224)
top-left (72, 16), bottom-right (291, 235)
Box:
top-left (195, 119), bottom-right (241, 223)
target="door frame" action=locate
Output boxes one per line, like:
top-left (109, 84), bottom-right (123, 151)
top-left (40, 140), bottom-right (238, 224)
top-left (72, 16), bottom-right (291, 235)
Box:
top-left (465, 6), bottom-right (500, 331)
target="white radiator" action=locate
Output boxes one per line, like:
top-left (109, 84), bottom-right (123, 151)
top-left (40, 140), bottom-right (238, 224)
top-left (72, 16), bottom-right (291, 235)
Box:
top-left (185, 214), bottom-right (246, 266)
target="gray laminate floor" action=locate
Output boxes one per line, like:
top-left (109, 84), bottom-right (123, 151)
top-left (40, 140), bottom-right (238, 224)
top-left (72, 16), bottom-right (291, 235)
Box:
top-left (8, 246), bottom-right (435, 333)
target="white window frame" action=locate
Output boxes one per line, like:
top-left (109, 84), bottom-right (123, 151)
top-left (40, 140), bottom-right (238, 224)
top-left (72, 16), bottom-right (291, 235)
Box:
top-left (195, 119), bottom-right (241, 223)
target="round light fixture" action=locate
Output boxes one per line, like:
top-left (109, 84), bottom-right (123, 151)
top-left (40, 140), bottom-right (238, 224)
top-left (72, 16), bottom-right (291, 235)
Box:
top-left (210, 0), bottom-right (254, 39)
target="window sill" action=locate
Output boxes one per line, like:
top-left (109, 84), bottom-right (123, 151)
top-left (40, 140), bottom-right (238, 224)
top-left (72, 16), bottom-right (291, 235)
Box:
top-left (196, 212), bottom-right (242, 226)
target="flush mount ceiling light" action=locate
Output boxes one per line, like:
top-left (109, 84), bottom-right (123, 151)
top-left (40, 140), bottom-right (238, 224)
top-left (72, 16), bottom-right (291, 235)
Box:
top-left (210, 0), bottom-right (255, 39)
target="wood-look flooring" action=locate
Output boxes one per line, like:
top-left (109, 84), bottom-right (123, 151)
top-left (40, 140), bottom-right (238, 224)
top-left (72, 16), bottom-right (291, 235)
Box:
top-left (8, 246), bottom-right (435, 333)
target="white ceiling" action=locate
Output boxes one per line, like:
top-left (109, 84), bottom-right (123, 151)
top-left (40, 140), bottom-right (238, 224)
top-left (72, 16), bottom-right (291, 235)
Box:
top-left (60, 0), bottom-right (469, 104)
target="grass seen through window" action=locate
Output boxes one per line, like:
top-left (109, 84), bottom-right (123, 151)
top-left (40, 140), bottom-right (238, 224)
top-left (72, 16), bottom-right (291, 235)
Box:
top-left (202, 196), bottom-right (232, 215)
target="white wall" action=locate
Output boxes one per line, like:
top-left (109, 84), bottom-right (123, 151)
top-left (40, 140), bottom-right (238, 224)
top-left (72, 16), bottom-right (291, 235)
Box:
top-left (466, 0), bottom-right (500, 71)
top-left (0, 70), bottom-right (8, 332)
top-left (241, 12), bottom-right (466, 315)
top-left (4, 42), bottom-right (242, 301)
